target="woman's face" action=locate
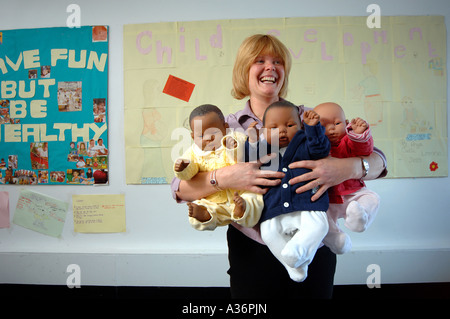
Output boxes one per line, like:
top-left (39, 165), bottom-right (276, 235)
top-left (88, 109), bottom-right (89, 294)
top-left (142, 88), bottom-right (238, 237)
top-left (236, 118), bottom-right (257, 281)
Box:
top-left (248, 55), bottom-right (285, 100)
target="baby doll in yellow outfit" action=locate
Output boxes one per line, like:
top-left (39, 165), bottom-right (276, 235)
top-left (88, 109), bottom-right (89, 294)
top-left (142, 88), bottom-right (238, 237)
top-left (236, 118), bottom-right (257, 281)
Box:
top-left (174, 104), bottom-right (263, 231)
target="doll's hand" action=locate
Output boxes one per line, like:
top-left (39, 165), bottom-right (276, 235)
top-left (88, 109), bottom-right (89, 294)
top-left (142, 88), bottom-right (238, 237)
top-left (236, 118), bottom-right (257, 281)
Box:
top-left (225, 136), bottom-right (238, 149)
top-left (174, 159), bottom-right (190, 172)
top-left (303, 110), bottom-right (320, 126)
top-left (246, 121), bottom-right (260, 143)
top-left (351, 117), bottom-right (368, 134)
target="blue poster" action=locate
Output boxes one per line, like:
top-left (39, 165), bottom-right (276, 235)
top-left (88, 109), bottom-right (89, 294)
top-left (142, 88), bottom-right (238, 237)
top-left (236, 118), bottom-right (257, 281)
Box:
top-left (0, 26), bottom-right (109, 185)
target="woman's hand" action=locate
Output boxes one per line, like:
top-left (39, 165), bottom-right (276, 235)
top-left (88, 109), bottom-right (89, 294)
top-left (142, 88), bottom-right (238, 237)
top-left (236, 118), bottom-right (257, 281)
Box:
top-left (288, 156), bottom-right (359, 201)
top-left (288, 152), bottom-right (385, 201)
top-left (218, 153), bottom-right (284, 194)
top-left (176, 153), bottom-right (284, 202)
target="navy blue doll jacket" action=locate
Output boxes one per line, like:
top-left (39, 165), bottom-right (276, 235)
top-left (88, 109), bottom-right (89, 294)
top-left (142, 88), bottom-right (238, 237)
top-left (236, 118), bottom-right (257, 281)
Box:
top-left (246, 123), bottom-right (331, 223)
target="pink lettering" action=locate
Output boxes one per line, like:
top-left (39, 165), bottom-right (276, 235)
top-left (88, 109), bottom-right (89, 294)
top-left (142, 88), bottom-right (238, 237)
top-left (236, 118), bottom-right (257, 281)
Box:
top-left (343, 32), bottom-right (354, 46)
top-left (136, 31), bottom-right (152, 55)
top-left (179, 27), bottom-right (185, 52)
top-left (394, 45), bottom-right (406, 58)
top-left (195, 38), bottom-right (207, 60)
top-left (361, 42), bottom-right (371, 64)
top-left (321, 42), bottom-right (333, 61)
top-left (136, 23), bottom-right (438, 67)
top-left (267, 29), bottom-right (281, 37)
top-left (156, 41), bottom-right (172, 64)
top-left (373, 30), bottom-right (388, 44)
top-left (210, 25), bottom-right (223, 49)
top-left (304, 29), bottom-right (317, 42)
top-left (289, 47), bottom-right (303, 59)
top-left (409, 27), bottom-right (422, 40)
top-left (428, 42), bottom-right (438, 57)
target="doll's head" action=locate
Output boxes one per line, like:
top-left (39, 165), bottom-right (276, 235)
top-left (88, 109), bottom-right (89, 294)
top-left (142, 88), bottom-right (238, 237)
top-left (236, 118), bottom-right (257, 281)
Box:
top-left (262, 100), bottom-right (301, 148)
top-left (314, 102), bottom-right (348, 146)
top-left (189, 104), bottom-right (229, 151)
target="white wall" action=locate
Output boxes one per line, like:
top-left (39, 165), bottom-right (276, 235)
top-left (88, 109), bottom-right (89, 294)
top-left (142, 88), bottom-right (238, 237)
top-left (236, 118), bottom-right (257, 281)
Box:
top-left (0, 0), bottom-right (449, 287)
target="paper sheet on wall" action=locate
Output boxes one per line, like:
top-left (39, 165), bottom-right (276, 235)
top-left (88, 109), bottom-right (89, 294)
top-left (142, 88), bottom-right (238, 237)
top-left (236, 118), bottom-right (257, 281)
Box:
top-left (0, 191), bottom-right (10, 228)
top-left (0, 26), bottom-right (109, 185)
top-left (12, 189), bottom-right (69, 237)
top-left (72, 194), bottom-right (126, 233)
top-left (123, 16), bottom-right (447, 183)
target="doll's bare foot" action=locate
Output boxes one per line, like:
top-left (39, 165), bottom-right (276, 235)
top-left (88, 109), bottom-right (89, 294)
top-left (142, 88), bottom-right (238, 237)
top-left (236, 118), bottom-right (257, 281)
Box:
top-left (187, 203), bottom-right (211, 223)
top-left (232, 192), bottom-right (246, 219)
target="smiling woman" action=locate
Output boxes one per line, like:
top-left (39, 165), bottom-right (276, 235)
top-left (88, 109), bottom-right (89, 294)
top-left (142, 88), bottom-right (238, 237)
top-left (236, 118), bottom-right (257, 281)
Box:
top-left (173, 33), bottom-right (387, 298)
top-left (247, 55), bottom-right (285, 107)
top-left (231, 34), bottom-right (291, 101)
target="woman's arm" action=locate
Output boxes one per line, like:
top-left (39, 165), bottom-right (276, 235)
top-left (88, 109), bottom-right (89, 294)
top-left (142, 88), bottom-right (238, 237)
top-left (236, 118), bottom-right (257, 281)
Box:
top-left (175, 171), bottom-right (218, 203)
top-left (288, 151), bottom-right (385, 202)
top-left (175, 161), bottom-right (285, 202)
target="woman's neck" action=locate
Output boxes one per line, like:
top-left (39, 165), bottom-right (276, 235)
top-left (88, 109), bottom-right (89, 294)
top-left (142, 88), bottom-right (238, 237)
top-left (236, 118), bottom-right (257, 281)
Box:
top-left (249, 95), bottom-right (280, 120)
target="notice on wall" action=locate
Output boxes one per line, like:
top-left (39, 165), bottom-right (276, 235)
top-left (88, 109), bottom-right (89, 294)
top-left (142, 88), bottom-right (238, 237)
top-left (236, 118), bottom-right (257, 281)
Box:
top-left (12, 189), bottom-right (69, 237)
top-left (123, 16), bottom-right (447, 182)
top-left (0, 26), bottom-right (109, 185)
top-left (72, 194), bottom-right (126, 233)
top-left (0, 191), bottom-right (10, 228)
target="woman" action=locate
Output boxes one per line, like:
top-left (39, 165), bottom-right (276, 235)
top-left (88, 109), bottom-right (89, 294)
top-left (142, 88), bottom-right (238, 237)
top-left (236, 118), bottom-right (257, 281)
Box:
top-left (171, 34), bottom-right (387, 298)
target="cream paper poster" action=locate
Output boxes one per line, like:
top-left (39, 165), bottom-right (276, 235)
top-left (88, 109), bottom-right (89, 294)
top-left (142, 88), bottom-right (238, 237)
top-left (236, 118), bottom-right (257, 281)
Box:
top-left (123, 16), bottom-right (447, 184)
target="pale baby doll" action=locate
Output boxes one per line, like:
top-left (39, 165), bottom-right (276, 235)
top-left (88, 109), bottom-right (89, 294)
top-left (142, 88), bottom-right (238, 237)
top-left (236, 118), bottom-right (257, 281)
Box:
top-left (251, 100), bottom-right (330, 282)
top-left (314, 102), bottom-right (380, 255)
top-left (174, 104), bottom-right (263, 231)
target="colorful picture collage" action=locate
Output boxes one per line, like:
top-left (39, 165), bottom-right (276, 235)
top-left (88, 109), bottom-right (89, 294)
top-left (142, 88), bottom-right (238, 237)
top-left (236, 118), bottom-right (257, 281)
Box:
top-left (0, 26), bottom-right (109, 185)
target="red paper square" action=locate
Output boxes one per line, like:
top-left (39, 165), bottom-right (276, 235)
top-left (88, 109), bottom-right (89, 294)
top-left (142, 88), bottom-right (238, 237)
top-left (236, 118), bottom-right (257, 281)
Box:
top-left (162, 75), bottom-right (195, 102)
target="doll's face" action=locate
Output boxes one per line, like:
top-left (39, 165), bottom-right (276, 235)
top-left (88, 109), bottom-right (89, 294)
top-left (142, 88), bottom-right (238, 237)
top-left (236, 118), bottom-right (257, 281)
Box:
top-left (314, 102), bottom-right (348, 146)
top-left (263, 106), bottom-right (301, 148)
top-left (190, 112), bottom-right (228, 151)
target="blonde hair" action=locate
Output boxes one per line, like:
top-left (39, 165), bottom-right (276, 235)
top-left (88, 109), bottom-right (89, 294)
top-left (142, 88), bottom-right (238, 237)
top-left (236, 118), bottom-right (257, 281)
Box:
top-left (231, 34), bottom-right (292, 100)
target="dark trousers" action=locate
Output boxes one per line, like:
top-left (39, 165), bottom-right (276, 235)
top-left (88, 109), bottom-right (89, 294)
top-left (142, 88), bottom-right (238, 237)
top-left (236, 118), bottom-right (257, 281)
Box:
top-left (227, 224), bottom-right (336, 299)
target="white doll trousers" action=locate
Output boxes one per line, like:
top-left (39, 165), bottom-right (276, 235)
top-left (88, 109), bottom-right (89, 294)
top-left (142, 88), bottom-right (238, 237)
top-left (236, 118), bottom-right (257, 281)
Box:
top-left (260, 210), bottom-right (329, 282)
